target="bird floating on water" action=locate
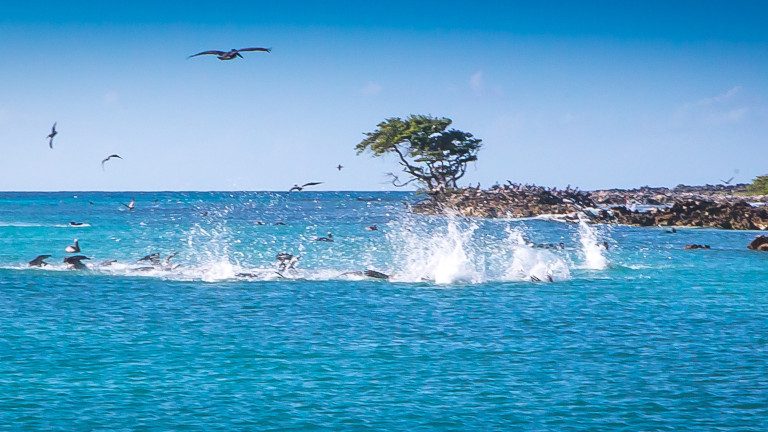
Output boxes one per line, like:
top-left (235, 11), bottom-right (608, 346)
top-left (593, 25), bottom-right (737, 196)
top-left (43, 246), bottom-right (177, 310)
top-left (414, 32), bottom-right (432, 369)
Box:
top-left (64, 255), bottom-right (90, 270)
top-left (46, 122), bottom-right (57, 149)
top-left (289, 182), bottom-right (323, 192)
top-left (188, 47), bottom-right (271, 61)
top-left (315, 233), bottom-right (334, 242)
top-left (101, 154), bottom-right (122, 170)
top-left (122, 198), bottom-right (135, 211)
top-left (29, 255), bottom-right (52, 267)
top-left (65, 239), bottom-right (80, 253)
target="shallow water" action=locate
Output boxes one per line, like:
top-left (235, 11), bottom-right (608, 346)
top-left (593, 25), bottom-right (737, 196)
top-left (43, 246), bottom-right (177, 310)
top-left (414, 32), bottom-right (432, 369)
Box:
top-left (1, 192), bottom-right (766, 430)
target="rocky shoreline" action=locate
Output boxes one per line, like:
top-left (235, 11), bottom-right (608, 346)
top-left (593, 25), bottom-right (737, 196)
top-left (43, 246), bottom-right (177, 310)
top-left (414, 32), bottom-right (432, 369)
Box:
top-left (412, 183), bottom-right (768, 230)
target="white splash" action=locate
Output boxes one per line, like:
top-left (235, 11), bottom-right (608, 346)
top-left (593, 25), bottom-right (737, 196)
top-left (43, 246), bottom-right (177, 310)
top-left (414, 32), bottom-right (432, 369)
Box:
top-left (577, 216), bottom-right (609, 270)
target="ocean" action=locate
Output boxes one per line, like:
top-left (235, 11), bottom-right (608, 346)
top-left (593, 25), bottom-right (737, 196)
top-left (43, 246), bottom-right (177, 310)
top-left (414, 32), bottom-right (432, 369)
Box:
top-left (1, 191), bottom-right (766, 430)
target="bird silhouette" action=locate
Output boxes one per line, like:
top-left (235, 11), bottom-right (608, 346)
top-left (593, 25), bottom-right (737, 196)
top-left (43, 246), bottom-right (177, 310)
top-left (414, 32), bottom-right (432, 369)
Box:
top-left (65, 239), bottom-right (80, 253)
top-left (188, 47), bottom-right (271, 61)
top-left (289, 182), bottom-right (323, 192)
top-left (46, 122), bottom-right (57, 148)
top-left (28, 255), bottom-right (52, 267)
top-left (336, 164), bottom-right (344, 171)
top-left (720, 177), bottom-right (735, 185)
top-left (101, 154), bottom-right (122, 170)
top-left (64, 255), bottom-right (90, 270)
top-left (122, 198), bottom-right (135, 211)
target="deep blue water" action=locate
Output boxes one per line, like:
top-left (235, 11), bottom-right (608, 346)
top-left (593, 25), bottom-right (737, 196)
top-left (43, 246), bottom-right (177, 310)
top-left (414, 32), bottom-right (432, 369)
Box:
top-left (1, 192), bottom-right (767, 430)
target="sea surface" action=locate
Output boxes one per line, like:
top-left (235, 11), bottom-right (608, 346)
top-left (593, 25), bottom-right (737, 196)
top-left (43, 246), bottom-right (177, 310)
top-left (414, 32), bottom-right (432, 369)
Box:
top-left (1, 191), bottom-right (766, 431)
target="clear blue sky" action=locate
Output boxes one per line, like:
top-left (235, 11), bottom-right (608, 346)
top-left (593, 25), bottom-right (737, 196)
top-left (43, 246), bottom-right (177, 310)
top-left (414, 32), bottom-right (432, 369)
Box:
top-left (1, 1), bottom-right (766, 191)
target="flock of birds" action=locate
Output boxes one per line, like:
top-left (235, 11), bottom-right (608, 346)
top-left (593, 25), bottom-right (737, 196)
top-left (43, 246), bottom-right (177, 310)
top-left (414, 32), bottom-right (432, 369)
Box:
top-left (28, 44), bottom-right (413, 280)
top-left (43, 44), bottom-right (341, 190)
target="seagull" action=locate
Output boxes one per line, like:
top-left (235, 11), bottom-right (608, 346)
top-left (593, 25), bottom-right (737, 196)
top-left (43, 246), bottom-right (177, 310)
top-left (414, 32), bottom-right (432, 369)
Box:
top-left (28, 255), bottom-right (52, 267)
top-left (64, 255), bottom-right (90, 270)
top-left (46, 122), bottom-right (57, 148)
top-left (122, 198), bottom-right (135, 211)
top-left (720, 176), bottom-right (734, 185)
top-left (101, 154), bottom-right (122, 170)
top-left (188, 47), bottom-right (271, 61)
top-left (289, 182), bottom-right (323, 192)
top-left (336, 164), bottom-right (343, 171)
top-left (65, 239), bottom-right (80, 253)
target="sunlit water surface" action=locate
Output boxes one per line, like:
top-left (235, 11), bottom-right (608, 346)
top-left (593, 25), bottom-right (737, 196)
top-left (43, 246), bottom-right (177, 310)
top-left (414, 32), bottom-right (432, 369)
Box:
top-left (1, 192), bottom-right (766, 430)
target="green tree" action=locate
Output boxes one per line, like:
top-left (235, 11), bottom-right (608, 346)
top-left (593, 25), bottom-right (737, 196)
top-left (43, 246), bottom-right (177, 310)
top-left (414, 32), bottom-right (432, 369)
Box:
top-left (747, 175), bottom-right (768, 195)
top-left (355, 115), bottom-right (482, 190)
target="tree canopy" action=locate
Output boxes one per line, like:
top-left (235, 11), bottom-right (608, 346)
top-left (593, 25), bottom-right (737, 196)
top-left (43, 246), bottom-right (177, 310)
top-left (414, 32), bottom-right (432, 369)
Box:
top-left (355, 115), bottom-right (482, 190)
top-left (747, 175), bottom-right (768, 195)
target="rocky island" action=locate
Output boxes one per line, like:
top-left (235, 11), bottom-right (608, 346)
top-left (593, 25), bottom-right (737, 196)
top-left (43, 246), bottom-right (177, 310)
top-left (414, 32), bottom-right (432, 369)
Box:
top-left (413, 183), bottom-right (768, 230)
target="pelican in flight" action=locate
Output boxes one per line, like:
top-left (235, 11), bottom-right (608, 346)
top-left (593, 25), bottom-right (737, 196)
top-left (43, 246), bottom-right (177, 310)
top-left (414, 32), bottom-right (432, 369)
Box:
top-left (188, 47), bottom-right (271, 61)
top-left (46, 122), bottom-right (57, 148)
top-left (289, 182), bottom-right (323, 192)
top-left (101, 154), bottom-right (122, 170)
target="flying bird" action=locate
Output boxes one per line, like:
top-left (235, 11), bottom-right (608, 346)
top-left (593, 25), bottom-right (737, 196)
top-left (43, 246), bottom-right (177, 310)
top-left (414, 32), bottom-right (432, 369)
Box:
top-left (101, 154), bottom-right (122, 170)
top-left (29, 255), bottom-right (52, 267)
top-left (289, 182), bottom-right (323, 192)
top-left (720, 177), bottom-right (735, 185)
top-left (336, 164), bottom-right (344, 171)
top-left (188, 47), bottom-right (271, 61)
top-left (46, 122), bottom-right (57, 148)
top-left (65, 239), bottom-right (80, 253)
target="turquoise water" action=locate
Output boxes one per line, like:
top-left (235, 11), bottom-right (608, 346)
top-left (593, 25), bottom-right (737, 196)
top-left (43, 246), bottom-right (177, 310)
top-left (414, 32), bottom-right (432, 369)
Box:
top-left (1, 192), bottom-right (766, 430)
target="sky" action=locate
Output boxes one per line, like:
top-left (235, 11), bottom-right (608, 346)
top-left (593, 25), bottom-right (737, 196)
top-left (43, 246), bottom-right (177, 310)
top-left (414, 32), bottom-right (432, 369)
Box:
top-left (0, 0), bottom-right (766, 191)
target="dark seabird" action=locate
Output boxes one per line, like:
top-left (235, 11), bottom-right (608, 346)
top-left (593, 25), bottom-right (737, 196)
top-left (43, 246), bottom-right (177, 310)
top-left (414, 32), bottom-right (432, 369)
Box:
top-left (274, 221), bottom-right (286, 226)
top-left (289, 182), bottom-right (323, 192)
top-left (315, 233), bottom-right (334, 242)
top-left (69, 221), bottom-right (85, 227)
top-left (336, 164), bottom-right (343, 171)
top-left (64, 255), bottom-right (90, 270)
top-left (46, 122), bottom-right (57, 149)
top-left (366, 225), bottom-right (378, 231)
top-left (188, 47), bottom-right (271, 61)
top-left (137, 253), bottom-right (161, 265)
top-left (122, 198), bottom-right (135, 211)
top-left (29, 255), bottom-right (52, 267)
top-left (340, 270), bottom-right (390, 280)
top-left (101, 154), bottom-right (122, 170)
top-left (65, 239), bottom-right (80, 253)
top-left (276, 253), bottom-right (299, 271)
top-left (720, 176), bottom-right (734, 185)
